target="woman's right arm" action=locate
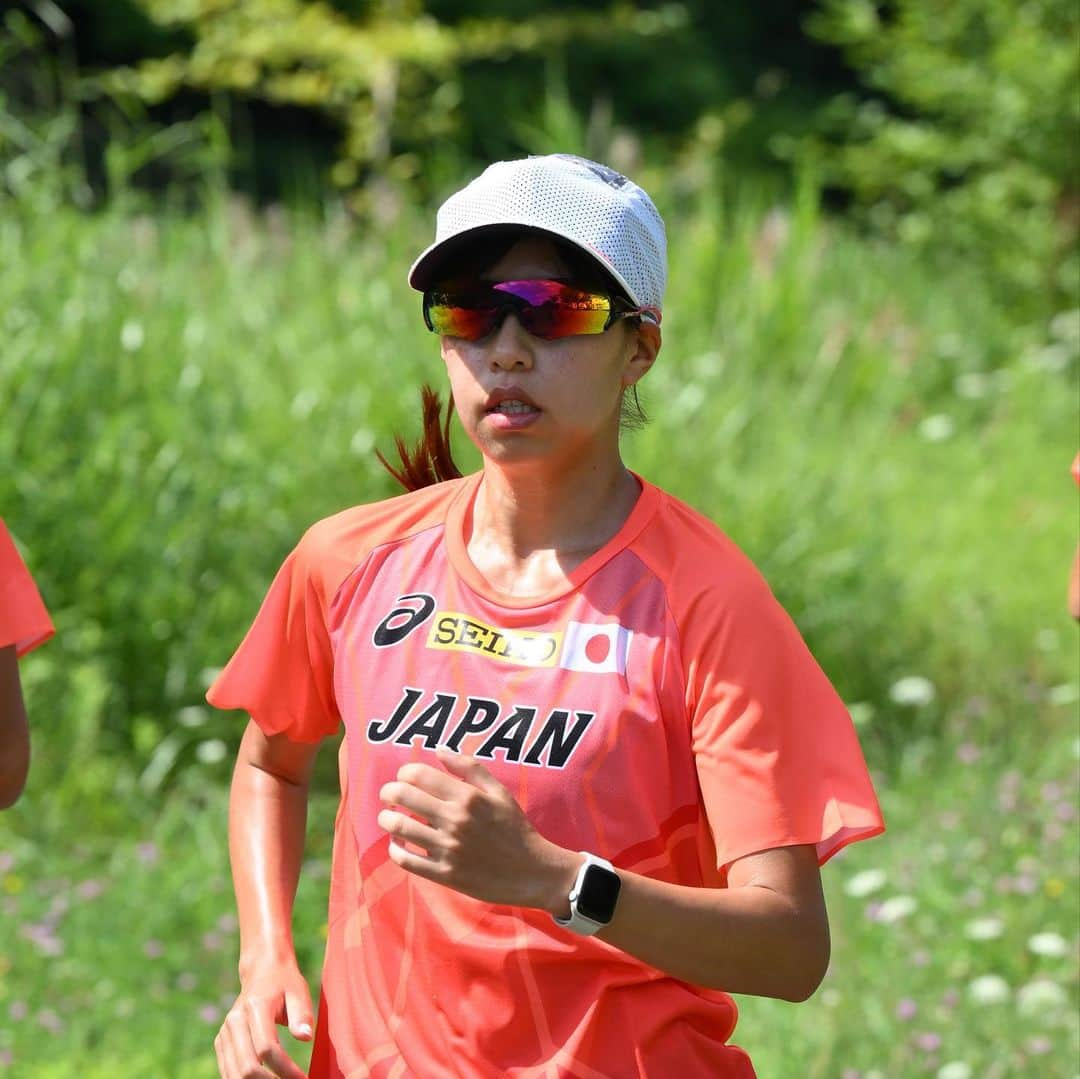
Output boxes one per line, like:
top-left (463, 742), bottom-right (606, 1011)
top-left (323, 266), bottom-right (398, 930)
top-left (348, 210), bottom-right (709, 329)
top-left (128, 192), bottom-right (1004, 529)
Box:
top-left (215, 720), bottom-right (321, 1079)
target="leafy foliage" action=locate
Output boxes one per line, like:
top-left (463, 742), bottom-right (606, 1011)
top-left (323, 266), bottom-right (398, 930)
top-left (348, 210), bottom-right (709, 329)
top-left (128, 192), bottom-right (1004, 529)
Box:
top-left (99, 0), bottom-right (687, 194)
top-left (800, 0), bottom-right (1080, 309)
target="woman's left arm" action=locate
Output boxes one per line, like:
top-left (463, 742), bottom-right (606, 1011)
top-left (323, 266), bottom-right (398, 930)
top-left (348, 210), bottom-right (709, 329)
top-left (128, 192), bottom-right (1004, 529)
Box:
top-left (379, 751), bottom-right (830, 1002)
top-left (596, 843), bottom-right (829, 1001)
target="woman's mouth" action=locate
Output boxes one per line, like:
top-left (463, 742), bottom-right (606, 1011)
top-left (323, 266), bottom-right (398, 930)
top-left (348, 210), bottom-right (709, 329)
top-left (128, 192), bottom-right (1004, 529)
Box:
top-left (488, 400), bottom-right (539, 415)
top-left (484, 394), bottom-right (541, 429)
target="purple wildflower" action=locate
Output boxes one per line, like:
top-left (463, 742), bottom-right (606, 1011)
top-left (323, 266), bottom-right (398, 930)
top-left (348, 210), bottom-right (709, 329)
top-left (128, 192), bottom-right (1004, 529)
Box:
top-left (75, 879), bottom-right (106, 901)
top-left (198, 1004), bottom-right (222, 1025)
top-left (135, 842), bottom-right (160, 865)
top-left (36, 1009), bottom-right (64, 1034)
top-left (955, 743), bottom-right (981, 764)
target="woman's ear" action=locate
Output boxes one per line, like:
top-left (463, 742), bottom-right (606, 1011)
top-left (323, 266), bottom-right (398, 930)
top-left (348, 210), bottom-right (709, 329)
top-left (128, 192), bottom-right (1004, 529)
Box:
top-left (622, 322), bottom-right (661, 388)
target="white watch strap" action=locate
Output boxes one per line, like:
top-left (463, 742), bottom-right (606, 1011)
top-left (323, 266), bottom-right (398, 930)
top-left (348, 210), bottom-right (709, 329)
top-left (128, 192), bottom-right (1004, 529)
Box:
top-left (553, 852), bottom-right (615, 936)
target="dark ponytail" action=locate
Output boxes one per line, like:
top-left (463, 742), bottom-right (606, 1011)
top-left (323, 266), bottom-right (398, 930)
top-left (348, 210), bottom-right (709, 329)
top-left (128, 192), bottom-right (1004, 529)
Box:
top-left (376, 384), bottom-right (463, 492)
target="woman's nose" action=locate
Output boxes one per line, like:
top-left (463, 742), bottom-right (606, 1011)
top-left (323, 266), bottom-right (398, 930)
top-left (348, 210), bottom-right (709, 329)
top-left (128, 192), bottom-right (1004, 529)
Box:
top-left (487, 313), bottom-right (535, 371)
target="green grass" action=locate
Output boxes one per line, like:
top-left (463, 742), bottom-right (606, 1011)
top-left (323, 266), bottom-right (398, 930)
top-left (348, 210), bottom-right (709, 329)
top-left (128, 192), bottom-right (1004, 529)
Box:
top-left (1, 724), bottom-right (1075, 1076)
top-left (739, 722), bottom-right (1079, 1078)
top-left (0, 174), bottom-right (1076, 1075)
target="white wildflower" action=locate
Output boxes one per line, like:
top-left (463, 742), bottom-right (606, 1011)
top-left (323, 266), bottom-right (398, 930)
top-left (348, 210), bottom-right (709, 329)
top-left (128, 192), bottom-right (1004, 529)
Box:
top-left (847, 701), bottom-right (875, 728)
top-left (195, 739), bottom-right (228, 765)
top-left (1016, 979), bottom-right (1068, 1017)
top-left (674, 383), bottom-right (706, 414)
top-left (1048, 683), bottom-right (1079, 707)
top-left (918, 414), bottom-right (954, 442)
top-left (964, 917), bottom-right (1005, 941)
top-left (1027, 343), bottom-right (1071, 372)
top-left (968, 974), bottom-right (1011, 1005)
top-left (935, 333), bottom-right (966, 360)
top-left (845, 868), bottom-right (888, 898)
top-left (199, 667), bottom-right (223, 690)
top-left (1028, 932), bottom-right (1069, 958)
top-left (876, 895), bottom-right (917, 923)
top-left (176, 707), bottom-right (207, 729)
top-left (954, 372), bottom-right (991, 399)
top-left (937, 1063), bottom-right (972, 1079)
top-left (350, 428), bottom-right (376, 456)
top-left (179, 364), bottom-right (203, 391)
top-left (120, 320), bottom-right (145, 352)
top-left (1049, 309), bottom-right (1080, 343)
top-left (889, 676), bottom-right (936, 707)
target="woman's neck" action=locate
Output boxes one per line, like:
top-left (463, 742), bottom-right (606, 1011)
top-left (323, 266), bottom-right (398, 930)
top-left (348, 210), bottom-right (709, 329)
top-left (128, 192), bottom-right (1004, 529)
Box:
top-left (465, 455), bottom-right (640, 596)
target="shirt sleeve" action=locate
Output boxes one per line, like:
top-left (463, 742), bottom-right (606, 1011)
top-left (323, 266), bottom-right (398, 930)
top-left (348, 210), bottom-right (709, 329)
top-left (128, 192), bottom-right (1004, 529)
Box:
top-left (683, 570), bottom-right (884, 876)
top-left (206, 525), bottom-right (344, 743)
top-left (0, 521), bottom-right (54, 658)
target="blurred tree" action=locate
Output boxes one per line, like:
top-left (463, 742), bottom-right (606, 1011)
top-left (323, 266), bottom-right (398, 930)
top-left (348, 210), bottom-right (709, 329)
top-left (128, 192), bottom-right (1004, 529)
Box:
top-left (92, 0), bottom-right (689, 202)
top-left (799, 0), bottom-right (1079, 308)
top-left (448, 1), bottom-right (857, 179)
top-left (7, 1), bottom-right (861, 201)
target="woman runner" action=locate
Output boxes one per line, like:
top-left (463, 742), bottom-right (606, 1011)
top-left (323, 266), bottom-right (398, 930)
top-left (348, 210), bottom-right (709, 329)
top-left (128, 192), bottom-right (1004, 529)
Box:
top-left (208, 154), bottom-right (884, 1078)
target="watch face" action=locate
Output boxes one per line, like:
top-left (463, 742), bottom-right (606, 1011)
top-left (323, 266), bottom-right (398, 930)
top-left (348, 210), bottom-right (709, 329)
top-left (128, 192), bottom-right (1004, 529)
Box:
top-left (577, 864), bottom-right (621, 923)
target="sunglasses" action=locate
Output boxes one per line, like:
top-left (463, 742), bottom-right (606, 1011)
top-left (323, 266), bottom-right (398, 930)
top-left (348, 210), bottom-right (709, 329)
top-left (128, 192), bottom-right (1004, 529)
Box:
top-left (423, 279), bottom-right (658, 342)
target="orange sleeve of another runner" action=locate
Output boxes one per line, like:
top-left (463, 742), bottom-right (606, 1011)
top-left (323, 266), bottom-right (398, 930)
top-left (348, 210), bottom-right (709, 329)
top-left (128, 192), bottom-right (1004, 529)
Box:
top-left (207, 521), bottom-right (346, 743)
top-left (0, 521), bottom-right (54, 658)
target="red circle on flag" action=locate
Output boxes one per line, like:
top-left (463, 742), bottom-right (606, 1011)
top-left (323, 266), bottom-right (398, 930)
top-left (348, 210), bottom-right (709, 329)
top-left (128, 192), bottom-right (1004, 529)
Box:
top-left (585, 634), bottom-right (610, 664)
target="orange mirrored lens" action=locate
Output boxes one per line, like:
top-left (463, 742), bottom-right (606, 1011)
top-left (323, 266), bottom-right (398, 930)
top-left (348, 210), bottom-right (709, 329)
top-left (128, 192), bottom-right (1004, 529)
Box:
top-left (425, 280), bottom-right (613, 340)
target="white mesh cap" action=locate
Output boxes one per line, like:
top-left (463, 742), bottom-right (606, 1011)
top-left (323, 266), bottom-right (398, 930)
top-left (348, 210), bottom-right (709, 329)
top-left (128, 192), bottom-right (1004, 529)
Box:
top-left (408, 154), bottom-right (667, 317)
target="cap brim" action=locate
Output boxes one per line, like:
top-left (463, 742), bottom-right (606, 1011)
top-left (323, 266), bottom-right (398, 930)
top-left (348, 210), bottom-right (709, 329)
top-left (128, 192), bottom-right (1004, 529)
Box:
top-left (408, 222), bottom-right (644, 308)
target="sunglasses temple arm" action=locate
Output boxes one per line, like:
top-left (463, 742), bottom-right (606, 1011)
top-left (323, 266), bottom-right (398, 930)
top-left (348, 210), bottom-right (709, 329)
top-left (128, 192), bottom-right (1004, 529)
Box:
top-left (613, 308), bottom-right (661, 327)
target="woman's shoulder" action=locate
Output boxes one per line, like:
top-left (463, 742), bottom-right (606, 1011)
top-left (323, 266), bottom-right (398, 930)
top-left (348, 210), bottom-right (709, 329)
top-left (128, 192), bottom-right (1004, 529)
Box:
top-left (281, 478), bottom-right (472, 603)
top-left (632, 485), bottom-right (816, 673)
top-left (299, 476), bottom-right (472, 561)
top-left (633, 481), bottom-right (770, 595)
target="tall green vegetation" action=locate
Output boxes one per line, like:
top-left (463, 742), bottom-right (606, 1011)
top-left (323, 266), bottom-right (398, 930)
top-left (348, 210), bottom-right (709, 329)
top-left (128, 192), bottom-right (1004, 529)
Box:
top-left (1, 0), bottom-right (1075, 811)
top-left (2, 184), bottom-right (1077, 1077)
top-left (2, 164), bottom-right (1075, 818)
top-left (1, 9), bottom-right (1076, 1074)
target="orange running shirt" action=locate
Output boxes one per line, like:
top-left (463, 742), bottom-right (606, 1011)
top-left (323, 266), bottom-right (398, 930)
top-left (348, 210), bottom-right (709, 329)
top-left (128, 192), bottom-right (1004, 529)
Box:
top-left (0, 520), bottom-right (54, 657)
top-left (209, 475), bottom-right (884, 1078)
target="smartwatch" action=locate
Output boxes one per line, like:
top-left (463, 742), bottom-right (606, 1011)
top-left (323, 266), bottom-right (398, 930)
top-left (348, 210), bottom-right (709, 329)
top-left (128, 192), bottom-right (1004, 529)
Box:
top-left (553, 853), bottom-right (621, 936)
